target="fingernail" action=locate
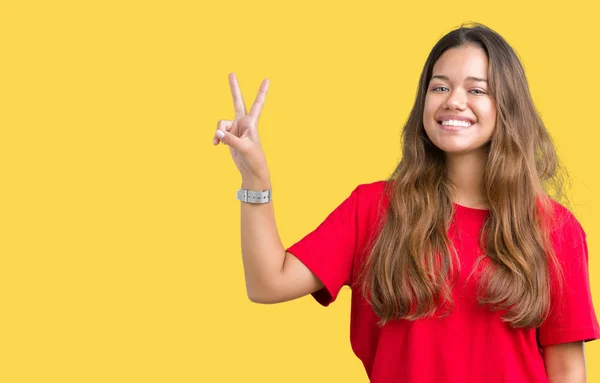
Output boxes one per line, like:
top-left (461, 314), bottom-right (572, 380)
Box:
top-left (216, 130), bottom-right (225, 139)
top-left (213, 137), bottom-right (217, 145)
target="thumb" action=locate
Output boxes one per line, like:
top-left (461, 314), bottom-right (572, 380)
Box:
top-left (216, 129), bottom-right (242, 149)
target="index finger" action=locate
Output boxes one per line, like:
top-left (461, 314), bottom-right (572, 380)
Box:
top-left (229, 73), bottom-right (247, 118)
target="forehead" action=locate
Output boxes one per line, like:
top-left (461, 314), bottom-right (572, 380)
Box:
top-left (431, 45), bottom-right (489, 80)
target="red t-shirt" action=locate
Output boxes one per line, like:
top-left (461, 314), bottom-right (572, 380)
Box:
top-left (286, 180), bottom-right (600, 382)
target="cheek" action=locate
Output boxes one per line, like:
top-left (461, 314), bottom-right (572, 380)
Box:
top-left (490, 105), bottom-right (497, 123)
top-left (476, 100), bottom-right (496, 122)
top-left (423, 96), bottom-right (438, 121)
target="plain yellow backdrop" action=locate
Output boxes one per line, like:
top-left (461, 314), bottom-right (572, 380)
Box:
top-left (1, 0), bottom-right (599, 381)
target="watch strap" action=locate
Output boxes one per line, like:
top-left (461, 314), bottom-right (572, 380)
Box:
top-left (236, 188), bottom-right (272, 204)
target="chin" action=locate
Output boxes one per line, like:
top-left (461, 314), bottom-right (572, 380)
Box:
top-left (435, 145), bottom-right (471, 154)
top-left (434, 142), bottom-right (490, 155)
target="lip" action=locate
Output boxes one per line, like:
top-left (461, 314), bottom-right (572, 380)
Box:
top-left (436, 114), bottom-right (476, 124)
top-left (437, 121), bottom-right (475, 131)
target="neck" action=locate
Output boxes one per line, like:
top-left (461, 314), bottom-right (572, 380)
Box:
top-left (445, 147), bottom-right (489, 209)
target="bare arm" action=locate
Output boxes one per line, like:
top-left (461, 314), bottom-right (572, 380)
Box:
top-left (215, 73), bottom-right (323, 304)
top-left (240, 175), bottom-right (324, 304)
top-left (543, 341), bottom-right (586, 383)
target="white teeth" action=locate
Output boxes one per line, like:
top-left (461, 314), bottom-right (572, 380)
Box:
top-left (441, 120), bottom-right (472, 127)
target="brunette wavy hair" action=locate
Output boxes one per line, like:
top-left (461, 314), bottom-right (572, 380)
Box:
top-left (358, 22), bottom-right (570, 328)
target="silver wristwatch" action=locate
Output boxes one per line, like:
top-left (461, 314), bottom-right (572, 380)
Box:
top-left (236, 188), bottom-right (273, 204)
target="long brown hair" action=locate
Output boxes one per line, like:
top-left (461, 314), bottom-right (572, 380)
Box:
top-left (358, 22), bottom-right (570, 328)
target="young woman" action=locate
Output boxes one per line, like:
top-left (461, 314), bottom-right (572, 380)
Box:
top-left (213, 23), bottom-right (600, 382)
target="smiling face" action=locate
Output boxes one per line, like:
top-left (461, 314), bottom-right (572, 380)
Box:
top-left (423, 44), bottom-right (497, 155)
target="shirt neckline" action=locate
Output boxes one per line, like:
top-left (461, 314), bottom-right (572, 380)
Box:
top-left (453, 202), bottom-right (490, 213)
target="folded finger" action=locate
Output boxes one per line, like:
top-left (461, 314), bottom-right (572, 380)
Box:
top-left (214, 120), bottom-right (234, 145)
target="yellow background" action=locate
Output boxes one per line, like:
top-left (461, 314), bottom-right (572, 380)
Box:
top-left (1, 0), bottom-right (599, 381)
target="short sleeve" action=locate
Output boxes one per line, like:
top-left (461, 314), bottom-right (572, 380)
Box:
top-left (285, 186), bottom-right (360, 307)
top-left (538, 211), bottom-right (600, 346)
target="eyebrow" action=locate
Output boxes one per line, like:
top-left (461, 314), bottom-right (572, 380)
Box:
top-left (431, 75), bottom-right (488, 83)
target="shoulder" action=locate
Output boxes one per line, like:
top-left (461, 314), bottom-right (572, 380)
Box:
top-left (355, 180), bottom-right (388, 194)
top-left (545, 199), bottom-right (588, 263)
top-left (354, 180), bottom-right (390, 214)
top-left (546, 199), bottom-right (586, 238)
top-left (354, 180), bottom-right (390, 204)
top-left (351, 180), bottom-right (390, 237)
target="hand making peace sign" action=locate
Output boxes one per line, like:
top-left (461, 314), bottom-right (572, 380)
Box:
top-left (213, 73), bottom-right (271, 181)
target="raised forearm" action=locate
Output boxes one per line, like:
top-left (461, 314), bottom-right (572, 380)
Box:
top-left (240, 175), bottom-right (285, 301)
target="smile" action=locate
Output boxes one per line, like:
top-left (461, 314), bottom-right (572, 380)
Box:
top-left (437, 120), bottom-right (474, 131)
top-left (440, 120), bottom-right (472, 127)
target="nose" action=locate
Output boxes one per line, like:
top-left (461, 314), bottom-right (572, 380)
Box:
top-left (443, 89), bottom-right (467, 110)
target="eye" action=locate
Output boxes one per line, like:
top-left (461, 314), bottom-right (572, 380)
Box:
top-left (470, 89), bottom-right (487, 95)
top-left (431, 86), bottom-right (449, 92)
